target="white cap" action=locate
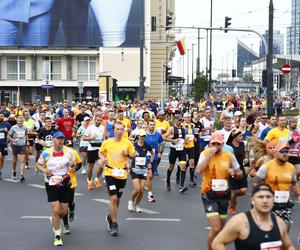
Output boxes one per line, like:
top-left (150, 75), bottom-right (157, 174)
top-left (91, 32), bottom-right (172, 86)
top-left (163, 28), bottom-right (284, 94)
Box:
top-left (84, 116), bottom-right (90, 121)
top-left (234, 111), bottom-right (243, 116)
top-left (183, 112), bottom-right (191, 118)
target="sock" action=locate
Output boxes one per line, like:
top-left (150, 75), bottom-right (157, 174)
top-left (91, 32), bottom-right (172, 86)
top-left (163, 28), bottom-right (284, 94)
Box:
top-left (69, 203), bottom-right (75, 212)
top-left (190, 168), bottom-right (195, 182)
top-left (62, 213), bottom-right (68, 226)
top-left (157, 157), bottom-right (161, 166)
top-left (180, 171), bottom-right (186, 187)
top-left (54, 228), bottom-right (61, 237)
top-left (148, 191), bottom-right (153, 197)
top-left (94, 177), bottom-right (99, 182)
top-left (167, 169), bottom-right (172, 182)
top-left (176, 166), bottom-right (180, 180)
top-left (87, 178), bottom-right (92, 184)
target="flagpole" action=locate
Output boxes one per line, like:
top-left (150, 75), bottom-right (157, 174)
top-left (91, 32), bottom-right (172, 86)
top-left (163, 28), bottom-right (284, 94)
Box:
top-left (16, 86), bottom-right (20, 106)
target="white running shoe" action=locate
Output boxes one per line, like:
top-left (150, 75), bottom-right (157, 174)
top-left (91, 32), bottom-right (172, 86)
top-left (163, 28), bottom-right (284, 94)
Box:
top-left (81, 168), bottom-right (87, 175)
top-left (128, 200), bottom-right (136, 212)
top-left (135, 205), bottom-right (142, 213)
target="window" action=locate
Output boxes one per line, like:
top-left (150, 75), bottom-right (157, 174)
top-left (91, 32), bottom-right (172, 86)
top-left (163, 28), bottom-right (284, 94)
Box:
top-left (43, 56), bottom-right (61, 80)
top-left (77, 56), bottom-right (96, 80)
top-left (7, 56), bottom-right (26, 80)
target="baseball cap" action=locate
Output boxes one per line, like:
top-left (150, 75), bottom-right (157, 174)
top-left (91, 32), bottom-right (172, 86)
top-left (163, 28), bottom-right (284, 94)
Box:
top-left (137, 129), bottom-right (147, 137)
top-left (274, 142), bottom-right (290, 152)
top-left (210, 132), bottom-right (224, 144)
top-left (157, 110), bottom-right (165, 116)
top-left (252, 183), bottom-right (274, 197)
top-left (183, 112), bottom-right (191, 118)
top-left (84, 116), bottom-right (90, 121)
top-left (234, 111), bottom-right (243, 116)
top-left (53, 131), bottom-right (65, 138)
top-left (174, 114), bottom-right (183, 121)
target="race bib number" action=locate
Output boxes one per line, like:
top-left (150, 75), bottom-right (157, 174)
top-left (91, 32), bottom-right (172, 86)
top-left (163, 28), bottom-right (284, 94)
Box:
top-left (278, 137), bottom-right (288, 143)
top-left (260, 240), bottom-right (282, 250)
top-left (212, 179), bottom-right (228, 192)
top-left (112, 168), bottom-right (125, 178)
top-left (0, 132), bottom-right (5, 139)
top-left (274, 191), bottom-right (289, 203)
top-left (135, 157), bottom-right (146, 166)
top-left (49, 176), bottom-right (63, 186)
top-left (176, 139), bottom-right (184, 151)
top-left (289, 149), bottom-right (299, 157)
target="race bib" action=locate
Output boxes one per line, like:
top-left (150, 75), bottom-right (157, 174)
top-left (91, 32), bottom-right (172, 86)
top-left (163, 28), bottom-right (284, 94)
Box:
top-left (278, 137), bottom-right (288, 143)
top-left (289, 149), bottom-right (299, 157)
top-left (49, 176), bottom-right (63, 186)
top-left (176, 139), bottom-right (184, 151)
top-left (212, 179), bottom-right (228, 192)
top-left (274, 191), bottom-right (289, 203)
top-left (187, 135), bottom-right (194, 141)
top-left (202, 135), bottom-right (211, 141)
top-left (260, 240), bottom-right (282, 250)
top-left (0, 132), bottom-right (5, 139)
top-left (112, 168), bottom-right (125, 178)
top-left (132, 167), bottom-right (147, 176)
top-left (135, 157), bottom-right (146, 166)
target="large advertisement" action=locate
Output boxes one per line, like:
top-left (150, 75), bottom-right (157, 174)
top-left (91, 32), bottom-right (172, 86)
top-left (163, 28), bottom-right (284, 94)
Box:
top-left (0, 0), bottom-right (143, 47)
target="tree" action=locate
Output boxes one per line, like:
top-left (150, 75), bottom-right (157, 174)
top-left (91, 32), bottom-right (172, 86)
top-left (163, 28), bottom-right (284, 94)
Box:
top-left (192, 72), bottom-right (209, 100)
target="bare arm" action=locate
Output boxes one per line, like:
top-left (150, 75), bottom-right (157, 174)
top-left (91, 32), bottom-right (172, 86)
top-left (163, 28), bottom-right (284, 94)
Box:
top-left (212, 214), bottom-right (244, 250)
top-left (163, 127), bottom-right (175, 142)
top-left (277, 217), bottom-right (295, 250)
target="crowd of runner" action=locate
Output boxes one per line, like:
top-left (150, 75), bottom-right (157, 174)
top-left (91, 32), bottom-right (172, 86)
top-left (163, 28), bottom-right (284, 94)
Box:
top-left (0, 94), bottom-right (299, 249)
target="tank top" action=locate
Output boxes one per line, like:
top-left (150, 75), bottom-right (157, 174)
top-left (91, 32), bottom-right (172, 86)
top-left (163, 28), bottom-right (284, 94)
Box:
top-left (235, 211), bottom-right (282, 250)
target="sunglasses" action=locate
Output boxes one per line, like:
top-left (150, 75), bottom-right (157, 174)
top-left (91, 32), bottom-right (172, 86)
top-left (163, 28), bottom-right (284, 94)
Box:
top-left (279, 149), bottom-right (289, 154)
top-left (211, 142), bottom-right (221, 146)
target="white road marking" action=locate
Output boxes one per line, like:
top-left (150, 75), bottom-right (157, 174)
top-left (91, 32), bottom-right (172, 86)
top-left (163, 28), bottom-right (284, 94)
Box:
top-left (205, 227), bottom-right (211, 230)
top-left (126, 218), bottom-right (180, 222)
top-left (3, 178), bottom-right (18, 183)
top-left (138, 208), bottom-right (160, 214)
top-left (28, 184), bottom-right (44, 189)
top-left (21, 216), bottom-right (50, 219)
top-left (93, 198), bottom-right (110, 204)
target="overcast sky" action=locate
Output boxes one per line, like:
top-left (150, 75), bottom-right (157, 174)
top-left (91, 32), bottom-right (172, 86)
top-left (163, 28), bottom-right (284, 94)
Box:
top-left (173, 0), bottom-right (291, 78)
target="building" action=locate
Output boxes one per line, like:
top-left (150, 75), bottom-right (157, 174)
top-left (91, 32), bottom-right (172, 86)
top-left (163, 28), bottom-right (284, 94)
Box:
top-left (0, 0), bottom-right (175, 104)
top-left (287, 0), bottom-right (300, 54)
top-left (237, 40), bottom-right (258, 78)
top-left (259, 30), bottom-right (284, 58)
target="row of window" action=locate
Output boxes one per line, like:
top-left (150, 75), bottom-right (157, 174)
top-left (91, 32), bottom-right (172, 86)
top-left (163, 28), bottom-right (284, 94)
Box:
top-left (5, 56), bottom-right (97, 81)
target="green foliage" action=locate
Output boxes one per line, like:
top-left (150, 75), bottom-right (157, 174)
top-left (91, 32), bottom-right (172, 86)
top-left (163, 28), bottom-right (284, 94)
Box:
top-left (193, 72), bottom-right (209, 100)
top-left (283, 109), bottom-right (298, 117)
top-left (214, 118), bottom-right (222, 130)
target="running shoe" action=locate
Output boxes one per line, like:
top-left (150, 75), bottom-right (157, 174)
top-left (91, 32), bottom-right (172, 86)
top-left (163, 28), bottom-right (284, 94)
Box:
top-left (148, 195), bottom-right (156, 202)
top-left (81, 168), bottom-right (86, 175)
top-left (105, 214), bottom-right (112, 230)
top-left (228, 207), bottom-right (237, 215)
top-left (62, 225), bottom-right (70, 235)
top-left (54, 235), bottom-right (63, 246)
top-left (135, 205), bottom-right (142, 213)
top-left (165, 179), bottom-right (171, 191)
top-left (87, 182), bottom-right (93, 190)
top-left (94, 178), bottom-right (102, 188)
top-left (69, 210), bottom-right (75, 222)
top-left (19, 175), bottom-right (25, 183)
top-left (110, 223), bottom-right (119, 236)
top-left (25, 162), bottom-right (30, 169)
top-left (189, 181), bottom-right (197, 188)
top-left (128, 200), bottom-right (136, 212)
top-left (179, 186), bottom-right (188, 193)
top-left (12, 171), bottom-right (17, 180)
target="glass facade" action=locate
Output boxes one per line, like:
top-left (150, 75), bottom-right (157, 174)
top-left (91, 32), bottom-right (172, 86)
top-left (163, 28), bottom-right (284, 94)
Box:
top-left (237, 40), bottom-right (258, 78)
top-left (43, 56), bottom-right (62, 80)
top-left (287, 0), bottom-right (300, 54)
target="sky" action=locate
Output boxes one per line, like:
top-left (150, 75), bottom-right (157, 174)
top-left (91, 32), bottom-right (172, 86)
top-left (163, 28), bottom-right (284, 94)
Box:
top-left (173, 0), bottom-right (291, 79)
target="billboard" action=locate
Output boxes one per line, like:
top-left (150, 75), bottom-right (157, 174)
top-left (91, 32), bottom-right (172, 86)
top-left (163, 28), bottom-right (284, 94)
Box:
top-left (0, 0), bottom-right (143, 47)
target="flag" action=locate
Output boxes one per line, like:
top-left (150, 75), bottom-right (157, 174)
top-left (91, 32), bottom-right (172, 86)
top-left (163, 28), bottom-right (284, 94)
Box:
top-left (16, 86), bottom-right (20, 106)
top-left (176, 39), bottom-right (186, 56)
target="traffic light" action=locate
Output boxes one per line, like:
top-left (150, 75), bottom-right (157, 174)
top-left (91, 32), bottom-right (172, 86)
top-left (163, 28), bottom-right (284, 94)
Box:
top-left (224, 16), bottom-right (232, 33)
top-left (151, 16), bottom-right (156, 32)
top-left (166, 16), bottom-right (172, 31)
top-left (165, 65), bottom-right (172, 83)
top-left (262, 69), bottom-right (267, 87)
top-left (278, 74), bottom-right (285, 89)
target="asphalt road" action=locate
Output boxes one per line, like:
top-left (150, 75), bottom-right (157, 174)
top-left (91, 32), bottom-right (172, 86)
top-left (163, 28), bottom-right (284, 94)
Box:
top-left (0, 151), bottom-right (300, 250)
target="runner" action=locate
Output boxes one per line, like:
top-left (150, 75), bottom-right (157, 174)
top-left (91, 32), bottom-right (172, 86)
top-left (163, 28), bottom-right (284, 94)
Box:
top-left (99, 121), bottom-right (135, 236)
top-left (0, 112), bottom-right (11, 179)
top-left (82, 115), bottom-right (105, 190)
top-left (128, 129), bottom-right (154, 212)
top-left (253, 142), bottom-right (300, 230)
top-left (163, 115), bottom-right (188, 193)
top-left (195, 132), bottom-right (243, 250)
top-left (264, 117), bottom-right (290, 143)
top-left (212, 183), bottom-right (295, 250)
top-left (36, 131), bottom-right (76, 246)
top-left (56, 109), bottom-right (75, 146)
top-left (145, 119), bottom-right (163, 201)
top-left (7, 116), bottom-right (29, 182)
top-left (76, 116), bottom-right (90, 175)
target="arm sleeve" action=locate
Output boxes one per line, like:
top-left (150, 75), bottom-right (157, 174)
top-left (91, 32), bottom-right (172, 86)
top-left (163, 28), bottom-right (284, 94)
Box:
top-left (256, 165), bottom-right (267, 179)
